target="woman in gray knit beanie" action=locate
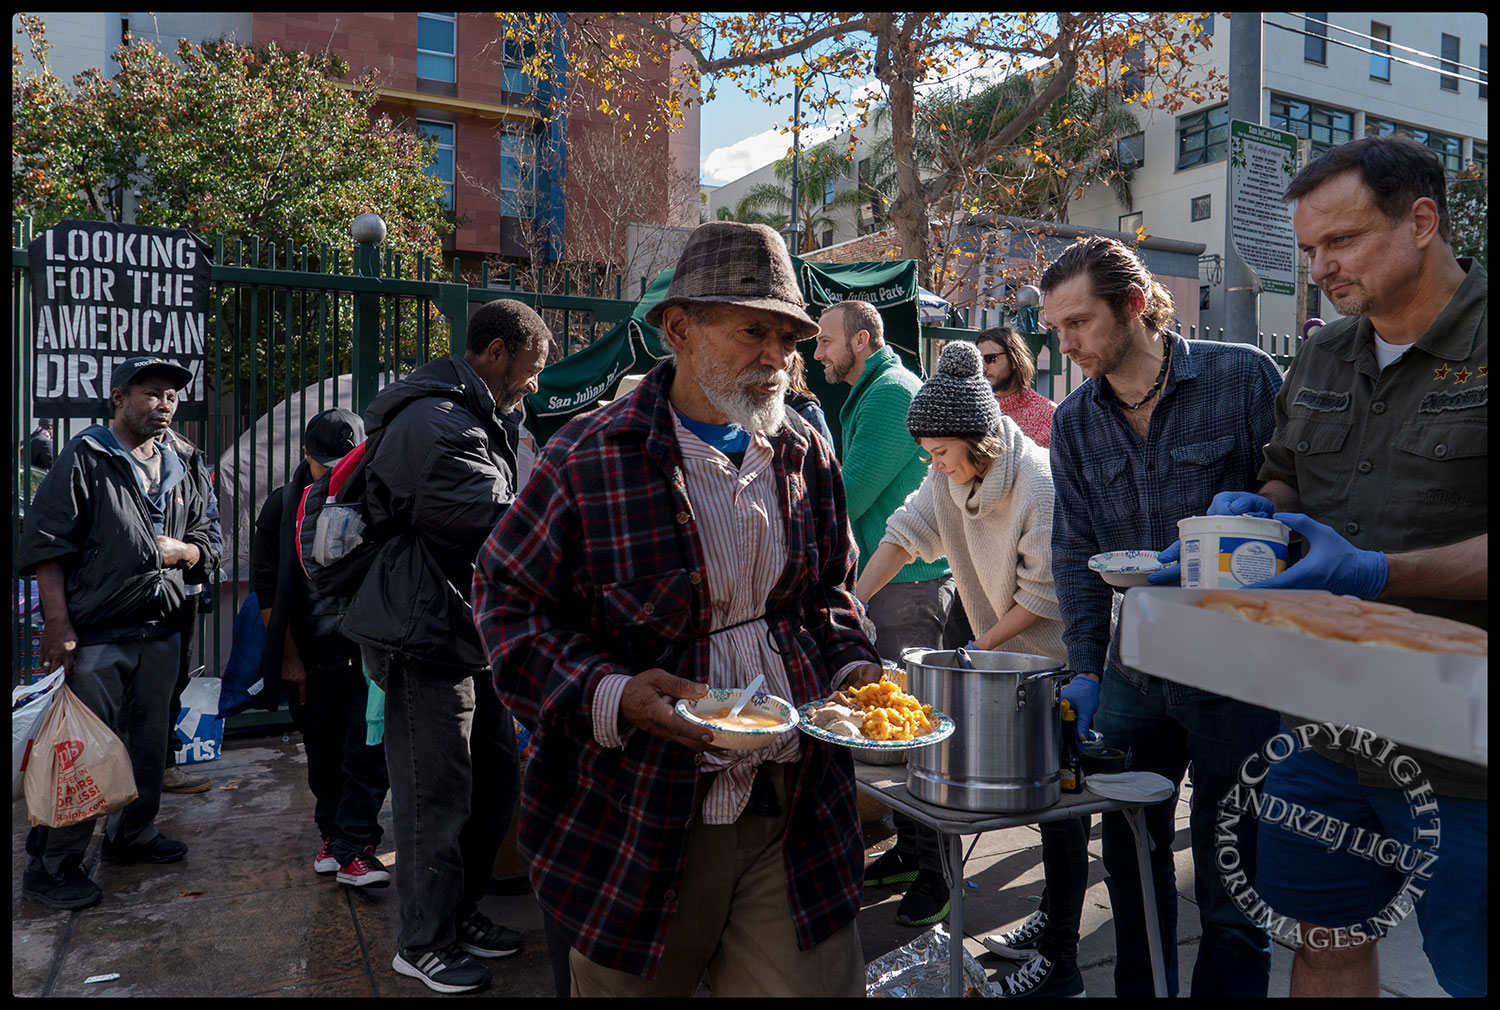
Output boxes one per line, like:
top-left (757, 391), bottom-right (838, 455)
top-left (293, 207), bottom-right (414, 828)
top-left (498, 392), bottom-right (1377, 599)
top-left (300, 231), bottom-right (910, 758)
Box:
top-left (857, 339), bottom-right (1087, 997)
top-left (904, 341), bottom-right (1005, 484)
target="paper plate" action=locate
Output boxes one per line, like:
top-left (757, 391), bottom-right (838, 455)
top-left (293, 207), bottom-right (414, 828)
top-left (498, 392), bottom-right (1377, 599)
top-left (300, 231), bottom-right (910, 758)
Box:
top-left (1084, 771), bottom-right (1176, 804)
top-left (1089, 550), bottom-right (1165, 588)
top-left (795, 700), bottom-right (955, 751)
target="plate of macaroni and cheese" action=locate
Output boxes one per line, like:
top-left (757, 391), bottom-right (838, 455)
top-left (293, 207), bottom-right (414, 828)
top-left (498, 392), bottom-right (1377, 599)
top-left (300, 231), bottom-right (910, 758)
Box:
top-left (796, 678), bottom-right (955, 752)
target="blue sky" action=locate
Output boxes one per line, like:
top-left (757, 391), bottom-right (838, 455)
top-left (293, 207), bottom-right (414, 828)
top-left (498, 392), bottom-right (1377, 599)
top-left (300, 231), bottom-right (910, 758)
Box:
top-left (698, 73), bottom-right (872, 187)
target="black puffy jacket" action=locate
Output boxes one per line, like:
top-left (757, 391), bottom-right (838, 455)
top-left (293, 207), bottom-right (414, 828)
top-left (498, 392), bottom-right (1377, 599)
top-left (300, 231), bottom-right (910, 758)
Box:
top-left (18, 425), bottom-right (220, 644)
top-left (340, 356), bottom-right (520, 667)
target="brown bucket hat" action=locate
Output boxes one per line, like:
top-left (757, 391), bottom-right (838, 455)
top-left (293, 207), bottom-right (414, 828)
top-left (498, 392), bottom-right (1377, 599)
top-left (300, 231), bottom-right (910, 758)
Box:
top-left (644, 221), bottom-right (819, 338)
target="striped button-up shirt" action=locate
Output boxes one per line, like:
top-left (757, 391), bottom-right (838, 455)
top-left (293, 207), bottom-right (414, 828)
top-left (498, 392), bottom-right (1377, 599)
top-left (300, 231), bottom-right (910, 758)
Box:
top-left (594, 416), bottom-right (802, 824)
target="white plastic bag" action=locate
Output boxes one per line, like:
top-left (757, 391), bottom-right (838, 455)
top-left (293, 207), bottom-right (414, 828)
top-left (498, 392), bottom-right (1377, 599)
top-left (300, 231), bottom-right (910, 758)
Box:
top-left (12, 668), bottom-right (65, 802)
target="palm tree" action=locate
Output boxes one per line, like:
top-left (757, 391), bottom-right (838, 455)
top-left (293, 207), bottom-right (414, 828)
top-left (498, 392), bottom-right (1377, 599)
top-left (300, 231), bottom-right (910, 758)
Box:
top-left (715, 194), bottom-right (788, 231)
top-left (736, 140), bottom-right (869, 253)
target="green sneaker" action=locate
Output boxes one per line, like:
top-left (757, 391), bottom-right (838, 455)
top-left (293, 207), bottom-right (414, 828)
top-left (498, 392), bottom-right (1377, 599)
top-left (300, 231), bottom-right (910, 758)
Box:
top-left (895, 870), bottom-right (951, 926)
top-left (863, 847), bottom-right (920, 887)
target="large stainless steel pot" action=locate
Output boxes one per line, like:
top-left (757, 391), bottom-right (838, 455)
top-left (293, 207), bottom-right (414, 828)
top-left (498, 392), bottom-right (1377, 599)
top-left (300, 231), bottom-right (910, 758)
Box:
top-left (902, 648), bottom-right (1073, 812)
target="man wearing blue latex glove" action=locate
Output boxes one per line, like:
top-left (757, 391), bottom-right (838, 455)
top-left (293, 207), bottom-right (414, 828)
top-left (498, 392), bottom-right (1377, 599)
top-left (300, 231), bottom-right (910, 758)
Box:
top-left (1148, 491), bottom-right (1277, 585)
top-left (1241, 137), bottom-right (1488, 999)
top-left (1042, 236), bottom-right (1284, 998)
top-left (1247, 513), bottom-right (1387, 598)
top-left (1058, 674), bottom-right (1099, 741)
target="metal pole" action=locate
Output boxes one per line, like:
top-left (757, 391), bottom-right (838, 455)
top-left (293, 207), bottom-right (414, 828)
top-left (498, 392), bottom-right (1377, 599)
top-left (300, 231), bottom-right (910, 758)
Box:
top-left (1223, 13), bottom-right (1263, 345)
top-left (351, 213), bottom-right (386, 414)
top-left (789, 81), bottom-right (802, 255)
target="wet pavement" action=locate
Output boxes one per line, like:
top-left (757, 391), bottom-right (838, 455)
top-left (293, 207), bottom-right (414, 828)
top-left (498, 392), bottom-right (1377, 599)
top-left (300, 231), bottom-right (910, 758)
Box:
top-left (13, 732), bottom-right (1449, 997)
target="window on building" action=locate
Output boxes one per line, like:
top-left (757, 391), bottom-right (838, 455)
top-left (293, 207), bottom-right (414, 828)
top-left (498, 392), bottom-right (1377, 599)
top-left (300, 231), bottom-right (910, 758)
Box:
top-left (1471, 141), bottom-right (1487, 174)
top-left (822, 228), bottom-right (834, 248)
top-left (1121, 47), bottom-right (1145, 99)
top-left (1116, 132), bottom-right (1146, 169)
top-left (1119, 211), bottom-right (1144, 235)
top-left (1191, 194), bottom-right (1212, 221)
top-left (1481, 45), bottom-right (1488, 101)
top-left (1440, 34), bottom-right (1459, 92)
top-left (1197, 14), bottom-right (1215, 38)
top-left (824, 176), bottom-right (836, 206)
top-left (1364, 118), bottom-right (1464, 175)
top-left (1269, 94), bottom-right (1354, 158)
top-left (1306, 278), bottom-right (1321, 318)
top-left (1176, 104), bottom-right (1229, 170)
top-left (417, 12), bottom-right (456, 83)
top-left (1303, 13), bottom-right (1327, 65)
top-left (500, 133), bottom-right (537, 217)
top-left (1370, 23), bottom-right (1391, 82)
top-left (501, 33), bottom-right (536, 94)
top-left (121, 16), bottom-right (129, 46)
top-left (417, 120), bottom-right (455, 209)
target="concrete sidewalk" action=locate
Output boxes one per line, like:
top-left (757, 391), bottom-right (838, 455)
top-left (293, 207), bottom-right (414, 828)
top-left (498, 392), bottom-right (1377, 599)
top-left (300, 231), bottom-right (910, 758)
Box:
top-left (12, 733), bottom-right (1450, 997)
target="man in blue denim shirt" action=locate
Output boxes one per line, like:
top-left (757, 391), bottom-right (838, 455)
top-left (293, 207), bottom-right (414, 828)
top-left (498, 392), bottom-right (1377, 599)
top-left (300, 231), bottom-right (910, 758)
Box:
top-left (1042, 237), bottom-right (1284, 997)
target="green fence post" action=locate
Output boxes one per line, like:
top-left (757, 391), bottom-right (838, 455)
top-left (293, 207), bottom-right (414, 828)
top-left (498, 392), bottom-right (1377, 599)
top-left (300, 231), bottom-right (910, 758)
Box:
top-left (351, 214), bottom-right (386, 414)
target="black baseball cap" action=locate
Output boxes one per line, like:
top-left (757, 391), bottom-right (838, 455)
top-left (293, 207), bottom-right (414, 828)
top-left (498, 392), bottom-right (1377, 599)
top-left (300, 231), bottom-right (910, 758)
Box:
top-left (111, 355), bottom-right (194, 392)
top-left (303, 408), bottom-right (364, 465)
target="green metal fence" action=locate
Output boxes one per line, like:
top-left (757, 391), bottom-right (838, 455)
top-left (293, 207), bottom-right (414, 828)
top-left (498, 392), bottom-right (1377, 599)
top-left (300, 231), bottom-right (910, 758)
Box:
top-left (11, 218), bottom-right (468, 693)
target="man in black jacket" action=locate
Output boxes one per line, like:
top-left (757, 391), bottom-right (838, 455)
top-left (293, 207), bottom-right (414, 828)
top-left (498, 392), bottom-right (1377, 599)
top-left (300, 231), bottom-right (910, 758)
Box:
top-left (18, 356), bottom-right (220, 910)
top-left (343, 300), bottom-right (550, 994)
top-left (254, 408), bottom-right (391, 888)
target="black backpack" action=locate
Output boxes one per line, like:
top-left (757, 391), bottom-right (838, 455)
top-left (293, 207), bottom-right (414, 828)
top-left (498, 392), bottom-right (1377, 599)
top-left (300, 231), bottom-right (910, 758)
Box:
top-left (296, 436), bottom-right (382, 599)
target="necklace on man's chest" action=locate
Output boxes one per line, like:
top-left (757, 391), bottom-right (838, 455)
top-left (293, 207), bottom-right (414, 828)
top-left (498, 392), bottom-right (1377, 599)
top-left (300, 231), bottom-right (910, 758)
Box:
top-left (1119, 338), bottom-right (1172, 412)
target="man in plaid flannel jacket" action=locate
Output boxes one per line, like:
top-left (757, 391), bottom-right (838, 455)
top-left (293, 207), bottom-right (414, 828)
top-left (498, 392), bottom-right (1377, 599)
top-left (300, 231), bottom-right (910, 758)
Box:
top-left (473, 222), bottom-right (884, 995)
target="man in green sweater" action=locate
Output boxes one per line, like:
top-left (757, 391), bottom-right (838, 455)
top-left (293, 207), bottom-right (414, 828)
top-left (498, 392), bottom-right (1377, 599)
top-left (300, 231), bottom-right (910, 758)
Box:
top-left (812, 299), bottom-right (955, 926)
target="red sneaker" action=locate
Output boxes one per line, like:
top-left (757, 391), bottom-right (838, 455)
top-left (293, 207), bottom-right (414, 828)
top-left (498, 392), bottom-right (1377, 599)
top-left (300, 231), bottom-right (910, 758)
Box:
top-left (314, 838), bottom-right (340, 875)
top-left (336, 845), bottom-right (391, 888)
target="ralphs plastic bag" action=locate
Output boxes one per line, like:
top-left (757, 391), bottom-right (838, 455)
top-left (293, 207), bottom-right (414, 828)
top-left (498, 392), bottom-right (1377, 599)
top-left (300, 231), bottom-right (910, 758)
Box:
top-left (13, 668), bottom-right (65, 802)
top-left (23, 683), bottom-right (139, 828)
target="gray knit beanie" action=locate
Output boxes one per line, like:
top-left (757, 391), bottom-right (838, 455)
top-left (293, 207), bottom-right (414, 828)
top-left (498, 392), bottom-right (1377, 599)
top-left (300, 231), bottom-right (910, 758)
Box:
top-left (906, 341), bottom-right (1003, 439)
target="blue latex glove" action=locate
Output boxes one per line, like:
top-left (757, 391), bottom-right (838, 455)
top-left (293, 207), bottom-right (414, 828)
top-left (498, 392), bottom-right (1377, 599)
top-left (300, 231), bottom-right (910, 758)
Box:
top-left (1147, 491), bottom-right (1280, 585)
top-left (1249, 512), bottom-right (1389, 598)
top-left (1146, 540), bottom-right (1182, 585)
top-left (1060, 674), bottom-right (1100, 742)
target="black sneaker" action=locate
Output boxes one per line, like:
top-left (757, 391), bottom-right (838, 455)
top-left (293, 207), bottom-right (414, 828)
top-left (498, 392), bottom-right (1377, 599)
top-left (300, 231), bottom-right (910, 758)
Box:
top-left (392, 945), bottom-right (491, 993)
top-left (993, 952), bottom-right (1085, 998)
top-left (100, 835), bottom-right (188, 865)
top-left (457, 910), bottom-right (523, 958)
top-left (863, 847), bottom-right (920, 887)
top-left (895, 869), bottom-right (951, 927)
top-left (983, 908), bottom-right (1048, 959)
top-left (22, 863), bottom-right (103, 910)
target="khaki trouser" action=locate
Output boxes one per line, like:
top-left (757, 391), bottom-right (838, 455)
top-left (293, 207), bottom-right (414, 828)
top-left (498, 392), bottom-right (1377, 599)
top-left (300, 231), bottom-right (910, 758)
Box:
top-left (569, 771), bottom-right (865, 997)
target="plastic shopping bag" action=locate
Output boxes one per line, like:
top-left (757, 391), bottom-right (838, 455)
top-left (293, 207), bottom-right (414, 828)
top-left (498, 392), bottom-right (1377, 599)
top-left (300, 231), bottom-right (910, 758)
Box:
top-left (23, 683), bottom-right (139, 828)
top-left (12, 668), bottom-right (66, 802)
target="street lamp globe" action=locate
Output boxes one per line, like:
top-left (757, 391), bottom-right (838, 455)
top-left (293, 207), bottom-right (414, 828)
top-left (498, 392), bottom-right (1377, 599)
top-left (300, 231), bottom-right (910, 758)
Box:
top-left (352, 213), bottom-right (387, 245)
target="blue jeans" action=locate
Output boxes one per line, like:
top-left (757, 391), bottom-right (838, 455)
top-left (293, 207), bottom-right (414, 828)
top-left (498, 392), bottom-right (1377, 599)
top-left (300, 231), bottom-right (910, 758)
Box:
top-left (1093, 666), bottom-right (1279, 997)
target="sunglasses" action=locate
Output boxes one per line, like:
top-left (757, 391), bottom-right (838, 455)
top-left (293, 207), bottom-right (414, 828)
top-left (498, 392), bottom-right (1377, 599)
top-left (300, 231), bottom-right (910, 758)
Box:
top-left (981, 352), bottom-right (1003, 365)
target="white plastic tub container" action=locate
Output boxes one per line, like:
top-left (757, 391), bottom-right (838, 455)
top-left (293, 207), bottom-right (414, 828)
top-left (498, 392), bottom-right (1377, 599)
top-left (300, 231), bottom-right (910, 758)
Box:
top-left (1177, 515), bottom-right (1290, 589)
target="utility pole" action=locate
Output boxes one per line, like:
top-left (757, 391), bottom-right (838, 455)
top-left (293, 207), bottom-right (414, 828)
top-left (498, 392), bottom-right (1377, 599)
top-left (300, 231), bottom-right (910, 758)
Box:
top-left (1293, 137), bottom-right (1312, 336)
top-left (1223, 12), bottom-right (1263, 345)
top-left (787, 80), bottom-right (802, 255)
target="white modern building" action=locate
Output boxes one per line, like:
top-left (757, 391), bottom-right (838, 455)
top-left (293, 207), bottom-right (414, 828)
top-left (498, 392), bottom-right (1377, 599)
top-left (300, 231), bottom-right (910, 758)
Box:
top-left (1066, 12), bottom-right (1488, 340)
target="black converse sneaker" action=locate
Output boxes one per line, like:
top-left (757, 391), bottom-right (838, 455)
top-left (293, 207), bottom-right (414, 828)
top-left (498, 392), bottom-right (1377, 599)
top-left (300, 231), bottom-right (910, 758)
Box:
top-left (993, 952), bottom-right (1085, 998)
top-left (983, 908), bottom-right (1048, 959)
top-left (392, 944), bottom-right (491, 993)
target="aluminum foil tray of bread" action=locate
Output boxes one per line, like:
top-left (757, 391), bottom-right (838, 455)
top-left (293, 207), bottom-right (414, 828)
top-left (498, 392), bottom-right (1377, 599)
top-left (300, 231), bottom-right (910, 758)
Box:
top-left (1119, 588), bottom-right (1486, 766)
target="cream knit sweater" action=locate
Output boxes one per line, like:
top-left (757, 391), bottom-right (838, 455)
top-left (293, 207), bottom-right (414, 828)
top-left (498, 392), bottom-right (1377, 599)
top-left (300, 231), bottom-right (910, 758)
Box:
top-left (880, 414), bottom-right (1067, 661)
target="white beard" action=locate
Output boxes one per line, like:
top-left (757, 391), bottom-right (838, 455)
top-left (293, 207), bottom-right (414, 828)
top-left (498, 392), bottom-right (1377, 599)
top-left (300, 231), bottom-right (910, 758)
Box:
top-left (700, 362), bottom-right (788, 435)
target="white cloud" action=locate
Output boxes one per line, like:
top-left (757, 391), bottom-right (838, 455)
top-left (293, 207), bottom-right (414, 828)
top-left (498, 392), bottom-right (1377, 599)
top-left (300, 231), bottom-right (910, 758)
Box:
top-left (699, 122), bottom-right (848, 186)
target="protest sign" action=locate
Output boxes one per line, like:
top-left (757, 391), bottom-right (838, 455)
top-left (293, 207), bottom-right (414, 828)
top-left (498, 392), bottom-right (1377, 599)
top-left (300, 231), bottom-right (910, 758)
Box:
top-left (28, 220), bottom-right (212, 419)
